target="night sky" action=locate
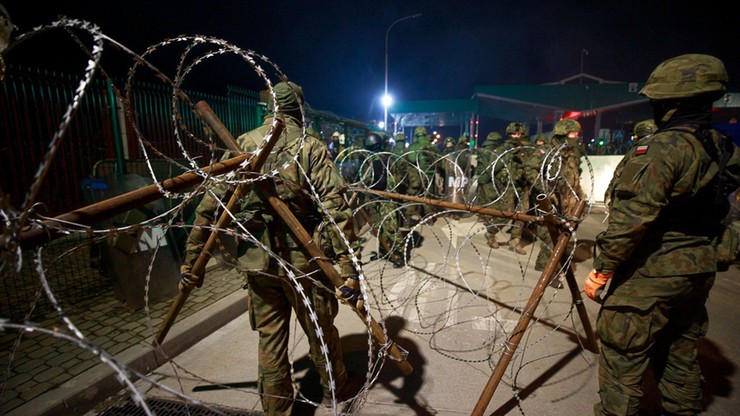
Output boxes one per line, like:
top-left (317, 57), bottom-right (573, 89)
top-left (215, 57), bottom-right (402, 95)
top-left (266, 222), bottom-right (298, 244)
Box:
top-left (4, 1), bottom-right (738, 123)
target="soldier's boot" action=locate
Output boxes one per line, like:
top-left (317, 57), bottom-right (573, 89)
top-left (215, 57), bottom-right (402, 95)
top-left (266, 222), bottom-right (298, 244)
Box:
top-left (391, 253), bottom-right (406, 268)
top-left (488, 239), bottom-right (500, 249)
top-left (316, 372), bottom-right (365, 415)
top-left (508, 238), bottom-right (527, 255)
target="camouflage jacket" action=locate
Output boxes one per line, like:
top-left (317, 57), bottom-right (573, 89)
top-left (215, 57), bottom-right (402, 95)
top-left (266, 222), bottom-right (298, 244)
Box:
top-left (524, 137), bottom-right (584, 203)
top-left (594, 127), bottom-right (740, 276)
top-left (185, 117), bottom-right (356, 276)
top-left (484, 139), bottom-right (528, 186)
top-left (406, 137), bottom-right (437, 173)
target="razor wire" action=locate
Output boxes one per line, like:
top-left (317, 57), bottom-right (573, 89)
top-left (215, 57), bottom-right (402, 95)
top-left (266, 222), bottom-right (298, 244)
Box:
top-left (0, 16), bottom-right (598, 416)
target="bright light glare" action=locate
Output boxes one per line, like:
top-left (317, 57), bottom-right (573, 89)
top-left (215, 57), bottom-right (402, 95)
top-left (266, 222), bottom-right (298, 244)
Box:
top-left (378, 121), bottom-right (386, 129)
top-left (382, 94), bottom-right (393, 108)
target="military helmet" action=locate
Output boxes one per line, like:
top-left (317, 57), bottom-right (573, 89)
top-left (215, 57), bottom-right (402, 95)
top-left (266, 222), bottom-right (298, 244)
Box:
top-left (483, 132), bottom-right (502, 148)
top-left (632, 119), bottom-right (657, 140)
top-left (505, 122), bottom-right (527, 137)
top-left (266, 81), bottom-right (303, 114)
top-left (364, 133), bottom-right (383, 150)
top-left (414, 126), bottom-right (428, 136)
top-left (444, 136), bottom-right (456, 147)
top-left (394, 133), bottom-right (406, 141)
top-left (534, 133), bottom-right (549, 145)
top-left (553, 119), bottom-right (581, 136)
top-left (640, 54), bottom-right (727, 101)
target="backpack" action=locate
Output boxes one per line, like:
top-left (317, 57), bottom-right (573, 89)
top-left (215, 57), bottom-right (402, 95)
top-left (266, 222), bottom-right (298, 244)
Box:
top-left (671, 126), bottom-right (739, 270)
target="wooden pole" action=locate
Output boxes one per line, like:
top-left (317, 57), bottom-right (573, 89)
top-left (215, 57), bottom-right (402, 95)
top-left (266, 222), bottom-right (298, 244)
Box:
top-left (11, 152), bottom-right (255, 251)
top-left (470, 198), bottom-right (587, 416)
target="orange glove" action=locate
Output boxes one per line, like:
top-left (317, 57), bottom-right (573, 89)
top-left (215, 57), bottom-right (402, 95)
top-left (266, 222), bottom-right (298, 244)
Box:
top-left (584, 270), bottom-right (614, 303)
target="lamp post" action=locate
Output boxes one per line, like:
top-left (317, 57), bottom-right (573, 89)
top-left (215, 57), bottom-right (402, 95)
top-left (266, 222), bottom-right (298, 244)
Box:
top-left (384, 13), bottom-right (421, 133)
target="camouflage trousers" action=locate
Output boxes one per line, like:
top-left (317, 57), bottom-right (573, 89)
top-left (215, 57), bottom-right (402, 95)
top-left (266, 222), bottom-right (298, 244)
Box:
top-left (405, 168), bottom-right (432, 221)
top-left (594, 270), bottom-right (714, 416)
top-left (477, 180), bottom-right (518, 243)
top-left (372, 199), bottom-right (405, 259)
top-left (246, 271), bottom-right (347, 415)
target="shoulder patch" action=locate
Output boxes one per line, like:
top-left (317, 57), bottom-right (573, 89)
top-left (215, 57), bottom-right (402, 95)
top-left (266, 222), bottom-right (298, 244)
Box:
top-left (635, 145), bottom-right (648, 156)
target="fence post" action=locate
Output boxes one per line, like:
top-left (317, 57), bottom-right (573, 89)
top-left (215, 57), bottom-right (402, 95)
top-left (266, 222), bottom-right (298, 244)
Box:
top-left (107, 82), bottom-right (125, 176)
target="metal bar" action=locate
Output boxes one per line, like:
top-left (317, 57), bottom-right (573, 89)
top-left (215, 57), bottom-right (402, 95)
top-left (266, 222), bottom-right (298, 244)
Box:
top-left (537, 197), bottom-right (598, 353)
top-left (470, 198), bottom-right (587, 416)
top-left (10, 151), bottom-right (256, 251)
top-left (364, 188), bottom-right (543, 223)
top-left (199, 101), bottom-right (414, 376)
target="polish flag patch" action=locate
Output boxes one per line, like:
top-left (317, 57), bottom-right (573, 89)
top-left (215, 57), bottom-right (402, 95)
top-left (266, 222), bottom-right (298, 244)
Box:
top-left (635, 145), bottom-right (648, 156)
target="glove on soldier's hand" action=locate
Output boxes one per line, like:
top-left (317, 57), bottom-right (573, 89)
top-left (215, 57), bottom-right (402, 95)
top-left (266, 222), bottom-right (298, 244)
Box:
top-left (179, 264), bottom-right (199, 292)
top-left (584, 270), bottom-right (614, 303)
top-left (336, 275), bottom-right (365, 310)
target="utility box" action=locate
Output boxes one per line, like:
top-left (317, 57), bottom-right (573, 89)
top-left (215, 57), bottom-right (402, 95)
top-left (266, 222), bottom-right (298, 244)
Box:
top-left (82, 173), bottom-right (182, 309)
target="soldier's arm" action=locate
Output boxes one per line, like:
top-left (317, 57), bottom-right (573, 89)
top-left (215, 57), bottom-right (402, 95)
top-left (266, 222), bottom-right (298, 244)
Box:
top-left (306, 140), bottom-right (358, 276)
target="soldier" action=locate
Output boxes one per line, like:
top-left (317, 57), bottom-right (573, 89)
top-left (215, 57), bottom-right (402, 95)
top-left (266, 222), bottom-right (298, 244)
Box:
top-left (328, 130), bottom-right (343, 159)
top-left (526, 118), bottom-right (586, 272)
top-left (360, 132), bottom-right (406, 267)
top-left (497, 122), bottom-right (531, 254)
top-left (390, 133), bottom-right (409, 193)
top-left (586, 54), bottom-right (740, 416)
top-left (182, 81), bottom-right (357, 415)
top-left (475, 131), bottom-right (505, 247)
top-left (442, 136), bottom-right (456, 154)
top-left (405, 126), bottom-right (437, 226)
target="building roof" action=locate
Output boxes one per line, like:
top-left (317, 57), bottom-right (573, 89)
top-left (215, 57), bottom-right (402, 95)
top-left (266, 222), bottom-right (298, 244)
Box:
top-left (391, 73), bottom-right (648, 127)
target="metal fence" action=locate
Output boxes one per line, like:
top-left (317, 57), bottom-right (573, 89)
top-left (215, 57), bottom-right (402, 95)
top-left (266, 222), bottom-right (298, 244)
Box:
top-left (0, 65), bottom-right (261, 320)
top-left (0, 65), bottom-right (261, 217)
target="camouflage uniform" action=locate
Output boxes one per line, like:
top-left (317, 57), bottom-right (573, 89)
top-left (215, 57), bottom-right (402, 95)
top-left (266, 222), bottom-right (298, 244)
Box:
top-left (405, 126), bottom-right (437, 224)
top-left (185, 82), bottom-right (354, 415)
top-left (390, 134), bottom-right (409, 194)
top-left (525, 120), bottom-right (586, 270)
top-left (495, 122), bottom-right (531, 253)
top-left (360, 133), bottom-right (405, 266)
top-left (475, 132), bottom-right (505, 247)
top-left (591, 54), bottom-right (740, 416)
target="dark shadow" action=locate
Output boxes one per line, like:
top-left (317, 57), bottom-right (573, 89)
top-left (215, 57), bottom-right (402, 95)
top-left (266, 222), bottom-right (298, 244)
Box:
top-left (489, 346), bottom-right (583, 415)
top-left (572, 239), bottom-right (595, 263)
top-left (697, 337), bottom-right (735, 408)
top-left (293, 315), bottom-right (437, 415)
top-left (618, 337), bottom-right (735, 415)
top-left (192, 381), bottom-right (257, 392)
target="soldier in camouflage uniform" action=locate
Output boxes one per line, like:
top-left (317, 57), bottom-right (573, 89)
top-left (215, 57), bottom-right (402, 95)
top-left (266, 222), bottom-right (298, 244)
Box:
top-left (586, 54), bottom-right (740, 416)
top-left (525, 119), bottom-right (586, 271)
top-left (390, 133), bottom-right (409, 193)
top-left (475, 131), bottom-right (505, 247)
top-left (183, 81), bottom-right (356, 416)
top-left (405, 126), bottom-right (437, 225)
top-left (360, 132), bottom-right (406, 267)
top-left (495, 122), bottom-right (531, 254)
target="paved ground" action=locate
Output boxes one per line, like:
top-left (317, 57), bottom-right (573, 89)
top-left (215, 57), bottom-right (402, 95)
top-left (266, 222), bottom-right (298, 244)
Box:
top-left (6, 206), bottom-right (740, 415)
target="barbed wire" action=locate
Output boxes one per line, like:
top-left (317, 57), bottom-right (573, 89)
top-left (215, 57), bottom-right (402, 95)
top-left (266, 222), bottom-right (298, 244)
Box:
top-left (0, 16), bottom-right (597, 416)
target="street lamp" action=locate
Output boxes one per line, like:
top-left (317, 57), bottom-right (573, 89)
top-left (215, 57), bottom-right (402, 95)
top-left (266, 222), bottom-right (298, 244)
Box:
top-left (384, 13), bottom-right (421, 133)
